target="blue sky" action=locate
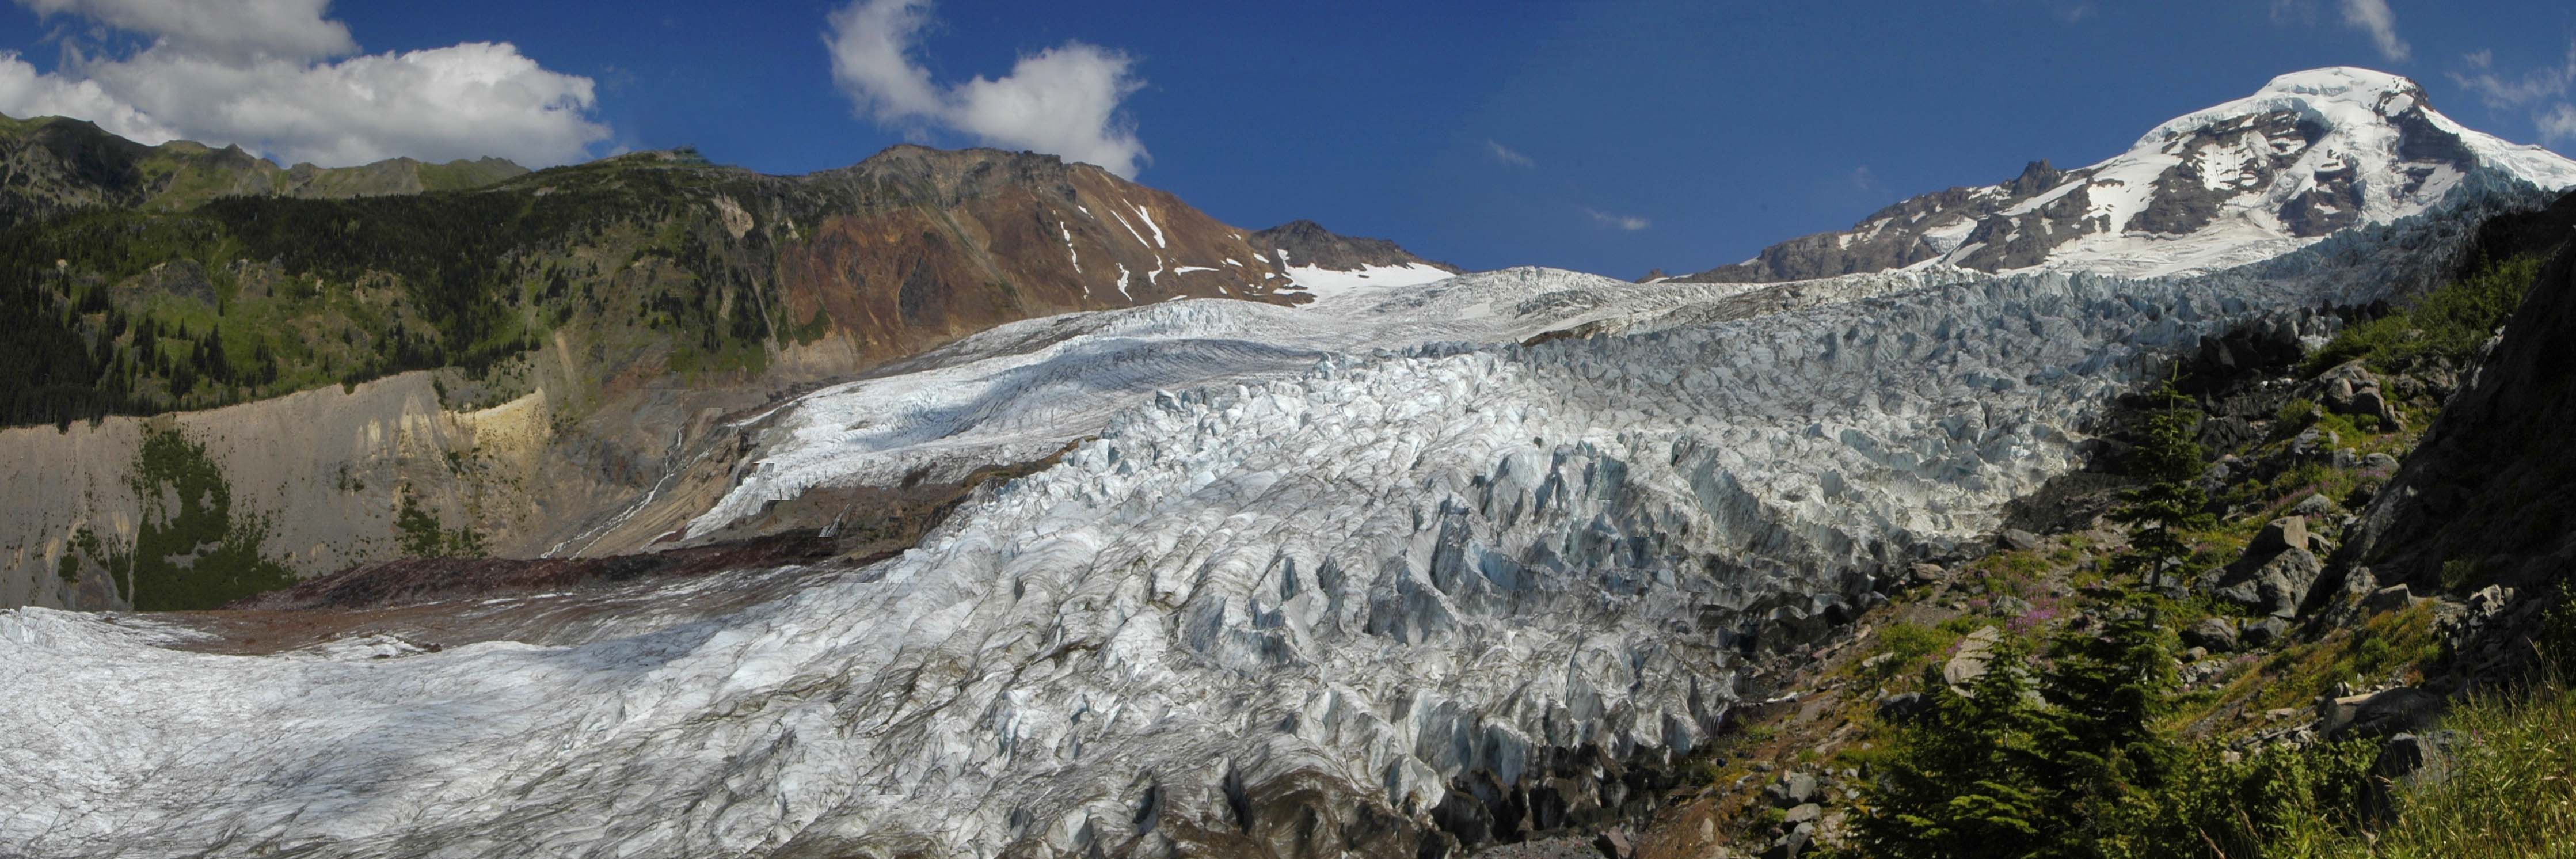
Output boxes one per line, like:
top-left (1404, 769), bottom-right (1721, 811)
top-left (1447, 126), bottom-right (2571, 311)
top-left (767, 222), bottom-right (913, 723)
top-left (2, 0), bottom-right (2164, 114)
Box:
top-left (5, 1), bottom-right (2574, 278)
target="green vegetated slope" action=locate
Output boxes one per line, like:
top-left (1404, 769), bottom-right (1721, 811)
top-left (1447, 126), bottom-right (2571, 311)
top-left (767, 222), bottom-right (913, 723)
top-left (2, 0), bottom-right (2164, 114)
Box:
top-left (0, 145), bottom-right (798, 428)
top-left (0, 113), bottom-right (528, 226)
top-left (62, 425), bottom-right (296, 610)
top-left (1661, 245), bottom-right (2576, 858)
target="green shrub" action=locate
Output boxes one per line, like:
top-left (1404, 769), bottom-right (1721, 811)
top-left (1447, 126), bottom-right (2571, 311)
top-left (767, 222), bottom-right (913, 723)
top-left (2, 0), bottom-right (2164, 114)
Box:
top-left (2305, 255), bottom-right (2545, 377)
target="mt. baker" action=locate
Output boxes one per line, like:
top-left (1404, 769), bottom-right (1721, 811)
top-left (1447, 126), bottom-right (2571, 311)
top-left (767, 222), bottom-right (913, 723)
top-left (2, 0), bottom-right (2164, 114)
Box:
top-left (1678, 67), bottom-right (2576, 283)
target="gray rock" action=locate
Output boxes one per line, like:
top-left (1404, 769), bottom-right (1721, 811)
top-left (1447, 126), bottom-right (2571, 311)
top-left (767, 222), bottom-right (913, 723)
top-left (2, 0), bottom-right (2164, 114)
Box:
top-left (2292, 427), bottom-right (2341, 458)
top-left (1999, 529), bottom-right (2042, 552)
top-left (1908, 562), bottom-right (1946, 586)
top-left (1875, 691), bottom-right (1928, 723)
top-left (1764, 825), bottom-right (1811, 859)
top-left (2215, 547), bottom-right (2323, 617)
top-left (2250, 516), bottom-right (2309, 555)
top-left (2362, 452), bottom-right (2400, 472)
top-left (2322, 686), bottom-right (2443, 738)
top-left (2182, 617), bottom-right (2240, 652)
top-left (1944, 626), bottom-right (2003, 691)
top-left (1768, 771), bottom-right (1821, 807)
top-left (2364, 584), bottom-right (2414, 613)
top-left (1784, 803), bottom-right (1823, 825)
top-left (2334, 448), bottom-right (2361, 469)
top-left (1991, 595), bottom-right (2034, 618)
top-left (2240, 617), bottom-right (2290, 648)
top-left (2290, 492), bottom-right (2339, 516)
top-left (2375, 731), bottom-right (2460, 784)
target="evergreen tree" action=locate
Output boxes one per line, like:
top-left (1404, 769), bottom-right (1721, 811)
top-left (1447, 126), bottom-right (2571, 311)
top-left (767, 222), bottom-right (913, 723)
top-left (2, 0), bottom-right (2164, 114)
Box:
top-left (2113, 376), bottom-right (2212, 583)
top-left (1858, 641), bottom-right (2058, 858)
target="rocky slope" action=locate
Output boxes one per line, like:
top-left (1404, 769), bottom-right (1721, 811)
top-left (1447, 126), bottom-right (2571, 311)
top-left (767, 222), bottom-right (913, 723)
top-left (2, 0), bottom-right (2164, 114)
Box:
top-left (0, 132), bottom-right (1448, 611)
top-left (2342, 192), bottom-right (2576, 603)
top-left (1679, 68), bottom-right (2576, 283)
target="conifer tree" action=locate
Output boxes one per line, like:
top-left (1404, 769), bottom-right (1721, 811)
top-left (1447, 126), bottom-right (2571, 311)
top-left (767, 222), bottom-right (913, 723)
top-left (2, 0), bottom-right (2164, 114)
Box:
top-left (2113, 375), bottom-right (2212, 583)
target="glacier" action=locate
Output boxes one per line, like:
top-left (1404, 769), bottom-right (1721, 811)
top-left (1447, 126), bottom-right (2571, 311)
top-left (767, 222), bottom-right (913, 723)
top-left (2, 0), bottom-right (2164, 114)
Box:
top-left (0, 180), bottom-right (2551, 858)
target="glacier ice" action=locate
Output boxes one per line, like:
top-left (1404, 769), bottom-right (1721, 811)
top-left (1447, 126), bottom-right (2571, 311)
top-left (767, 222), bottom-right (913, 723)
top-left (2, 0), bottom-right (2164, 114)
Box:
top-left (0, 188), bottom-right (2543, 857)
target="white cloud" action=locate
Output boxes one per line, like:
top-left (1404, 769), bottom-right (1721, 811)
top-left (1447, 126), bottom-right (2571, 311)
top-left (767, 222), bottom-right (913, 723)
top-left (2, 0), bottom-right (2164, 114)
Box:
top-left (20, 0), bottom-right (352, 62)
top-left (2449, 41), bottom-right (2576, 109)
top-left (827, 0), bottom-right (1147, 178)
top-left (1485, 139), bottom-right (1534, 168)
top-left (0, 0), bottom-right (608, 167)
top-left (2337, 0), bottom-right (2408, 62)
top-left (2445, 41), bottom-right (2576, 150)
top-left (2541, 104), bottom-right (2576, 147)
top-left (1582, 207), bottom-right (1649, 231)
top-left (1850, 165), bottom-right (1885, 194)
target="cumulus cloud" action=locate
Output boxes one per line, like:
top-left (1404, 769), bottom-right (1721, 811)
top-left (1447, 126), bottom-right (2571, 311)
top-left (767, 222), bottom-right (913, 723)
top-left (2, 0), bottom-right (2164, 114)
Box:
top-left (0, 0), bottom-right (608, 168)
top-left (1485, 139), bottom-right (1534, 168)
top-left (827, 0), bottom-right (1147, 177)
top-left (1582, 207), bottom-right (1649, 231)
top-left (2335, 0), bottom-right (2408, 62)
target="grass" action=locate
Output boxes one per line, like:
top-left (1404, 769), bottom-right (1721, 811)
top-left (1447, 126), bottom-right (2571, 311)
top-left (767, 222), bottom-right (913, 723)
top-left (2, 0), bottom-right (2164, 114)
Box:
top-left (2295, 679), bottom-right (2576, 858)
top-left (2176, 602), bottom-right (2442, 732)
top-left (2304, 254), bottom-right (2547, 378)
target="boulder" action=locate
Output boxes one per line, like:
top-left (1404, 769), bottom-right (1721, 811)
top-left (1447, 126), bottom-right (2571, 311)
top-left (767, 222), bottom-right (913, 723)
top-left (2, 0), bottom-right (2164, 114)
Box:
top-left (2375, 731), bottom-right (2461, 784)
top-left (1763, 825), bottom-right (1812, 859)
top-left (1784, 803), bottom-right (1823, 825)
top-left (1944, 627), bottom-right (2003, 691)
top-left (1767, 771), bottom-right (1820, 807)
top-left (2362, 452), bottom-right (2400, 472)
top-left (2292, 427), bottom-right (2341, 459)
top-left (2289, 493), bottom-right (2339, 516)
top-left (2240, 617), bottom-right (2290, 648)
top-left (2364, 584), bottom-right (2414, 613)
top-left (1998, 529), bottom-right (2042, 552)
top-left (2182, 617), bottom-right (2240, 652)
top-left (1875, 691), bottom-right (1929, 723)
top-left (2250, 516), bottom-right (2309, 555)
top-left (2214, 546), bottom-right (2323, 617)
top-left (1592, 828), bottom-right (1633, 858)
top-left (2350, 389), bottom-right (2401, 430)
top-left (1991, 595), bottom-right (2034, 618)
top-left (2320, 686), bottom-right (2443, 738)
top-left (1908, 562), bottom-right (1946, 586)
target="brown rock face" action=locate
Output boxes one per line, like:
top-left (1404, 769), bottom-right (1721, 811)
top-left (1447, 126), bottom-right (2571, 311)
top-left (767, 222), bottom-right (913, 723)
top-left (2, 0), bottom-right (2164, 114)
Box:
top-left (1247, 219), bottom-right (1460, 273)
top-left (772, 146), bottom-right (1307, 368)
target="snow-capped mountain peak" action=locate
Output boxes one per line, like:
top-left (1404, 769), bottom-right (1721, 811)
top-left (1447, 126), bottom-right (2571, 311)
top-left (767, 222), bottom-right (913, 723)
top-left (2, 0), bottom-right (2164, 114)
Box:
top-left (1681, 66), bottom-right (2576, 283)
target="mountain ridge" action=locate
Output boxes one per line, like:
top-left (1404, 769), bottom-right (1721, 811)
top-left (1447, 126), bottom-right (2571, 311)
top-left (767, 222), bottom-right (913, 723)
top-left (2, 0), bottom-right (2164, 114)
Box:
top-left (0, 112), bottom-right (530, 229)
top-left (1677, 67), bottom-right (2576, 283)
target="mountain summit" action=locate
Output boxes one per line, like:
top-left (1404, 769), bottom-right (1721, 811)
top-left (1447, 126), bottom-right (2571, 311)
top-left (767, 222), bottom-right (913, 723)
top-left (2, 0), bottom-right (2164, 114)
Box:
top-left (1681, 67), bottom-right (2576, 283)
